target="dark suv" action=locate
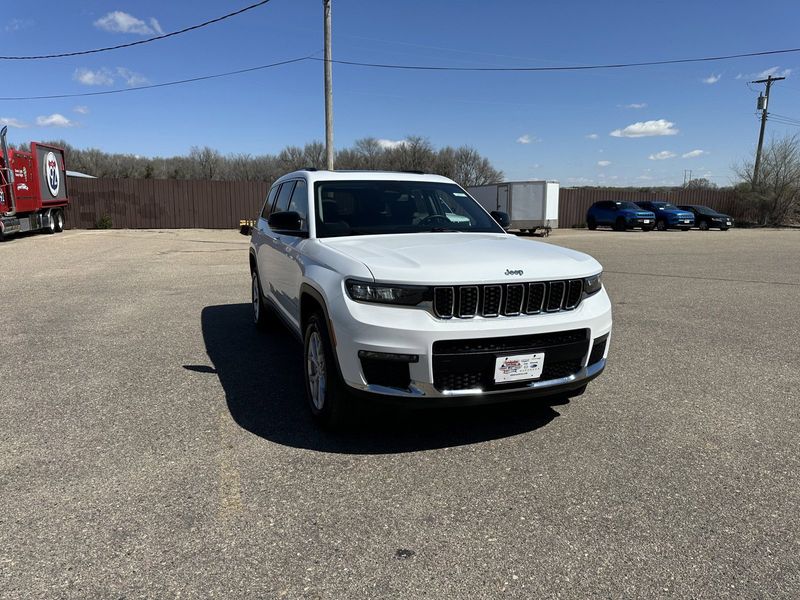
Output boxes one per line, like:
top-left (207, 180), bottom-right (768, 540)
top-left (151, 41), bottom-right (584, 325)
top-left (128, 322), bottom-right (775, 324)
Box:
top-left (586, 201), bottom-right (656, 231)
top-left (635, 201), bottom-right (695, 231)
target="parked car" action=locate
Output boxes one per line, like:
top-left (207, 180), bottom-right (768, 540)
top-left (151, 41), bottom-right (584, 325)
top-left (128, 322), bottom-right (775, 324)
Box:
top-left (634, 201), bottom-right (695, 231)
top-left (677, 205), bottom-right (733, 230)
top-left (245, 170), bottom-right (612, 427)
top-left (586, 200), bottom-right (656, 231)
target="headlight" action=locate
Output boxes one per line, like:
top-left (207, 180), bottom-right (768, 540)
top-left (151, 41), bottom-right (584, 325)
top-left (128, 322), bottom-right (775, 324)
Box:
top-left (583, 272), bottom-right (603, 296)
top-left (345, 279), bottom-right (430, 306)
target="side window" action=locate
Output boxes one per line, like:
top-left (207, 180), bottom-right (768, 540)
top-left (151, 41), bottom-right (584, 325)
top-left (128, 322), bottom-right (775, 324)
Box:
top-left (274, 181), bottom-right (296, 213)
top-left (260, 185), bottom-right (279, 219)
top-left (287, 179), bottom-right (308, 227)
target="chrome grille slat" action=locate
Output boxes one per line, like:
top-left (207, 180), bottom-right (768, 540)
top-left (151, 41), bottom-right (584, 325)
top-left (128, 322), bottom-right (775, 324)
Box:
top-left (458, 286), bottom-right (479, 318)
top-left (526, 282), bottom-right (546, 314)
top-left (546, 281), bottom-right (566, 312)
top-left (433, 287), bottom-right (455, 318)
top-left (482, 285), bottom-right (502, 317)
top-left (504, 283), bottom-right (524, 316)
top-left (434, 279), bottom-right (584, 319)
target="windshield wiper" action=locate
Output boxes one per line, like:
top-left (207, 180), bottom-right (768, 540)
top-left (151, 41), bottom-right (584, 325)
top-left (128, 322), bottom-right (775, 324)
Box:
top-left (426, 227), bottom-right (461, 232)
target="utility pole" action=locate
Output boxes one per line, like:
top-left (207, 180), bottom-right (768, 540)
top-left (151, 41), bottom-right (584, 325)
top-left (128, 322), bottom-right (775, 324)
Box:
top-left (323, 0), bottom-right (334, 170)
top-left (751, 75), bottom-right (785, 186)
top-left (683, 169), bottom-right (692, 187)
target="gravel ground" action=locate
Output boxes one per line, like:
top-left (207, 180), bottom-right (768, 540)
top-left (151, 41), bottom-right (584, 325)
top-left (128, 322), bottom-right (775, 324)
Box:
top-left (1, 227), bottom-right (798, 599)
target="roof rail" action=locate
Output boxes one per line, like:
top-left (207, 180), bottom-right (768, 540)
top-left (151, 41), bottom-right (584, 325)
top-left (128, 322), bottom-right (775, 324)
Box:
top-left (401, 169), bottom-right (425, 174)
top-left (301, 166), bottom-right (318, 171)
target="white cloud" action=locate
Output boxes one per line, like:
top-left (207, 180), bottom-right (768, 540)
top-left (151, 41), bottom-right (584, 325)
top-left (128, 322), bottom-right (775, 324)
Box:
top-left (585, 133), bottom-right (599, 140)
top-left (73, 67), bottom-right (148, 87)
top-left (649, 150), bottom-right (677, 160)
top-left (0, 117), bottom-right (27, 128)
top-left (94, 11), bottom-right (163, 35)
top-left (637, 174), bottom-right (654, 180)
top-left (682, 149), bottom-right (707, 158)
top-left (622, 103), bottom-right (647, 109)
top-left (115, 67), bottom-right (149, 87)
top-left (516, 134), bottom-right (536, 144)
top-left (5, 18), bottom-right (33, 32)
top-left (610, 119), bottom-right (679, 138)
top-left (737, 67), bottom-right (791, 81)
top-left (702, 74), bottom-right (721, 84)
top-left (376, 138), bottom-right (407, 150)
top-left (36, 114), bottom-right (75, 128)
top-left (756, 66), bottom-right (791, 79)
top-left (597, 160), bottom-right (611, 167)
top-left (74, 68), bottom-right (114, 86)
top-left (73, 105), bottom-right (90, 115)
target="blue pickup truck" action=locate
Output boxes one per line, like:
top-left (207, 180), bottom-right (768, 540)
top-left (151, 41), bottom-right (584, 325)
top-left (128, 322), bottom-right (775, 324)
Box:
top-left (586, 200), bottom-right (656, 231)
top-left (635, 201), bottom-right (695, 231)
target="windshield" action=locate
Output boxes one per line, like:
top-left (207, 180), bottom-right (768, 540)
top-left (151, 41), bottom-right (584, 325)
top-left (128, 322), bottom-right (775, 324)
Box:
top-left (314, 180), bottom-right (504, 237)
top-left (652, 202), bottom-right (678, 210)
top-left (616, 202), bottom-right (641, 210)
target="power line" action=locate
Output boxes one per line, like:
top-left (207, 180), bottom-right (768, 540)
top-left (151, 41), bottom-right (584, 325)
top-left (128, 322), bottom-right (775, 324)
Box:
top-left (311, 46), bottom-right (800, 72)
top-left (0, 0), bottom-right (274, 60)
top-left (769, 112), bottom-right (800, 125)
top-left (0, 56), bottom-right (313, 100)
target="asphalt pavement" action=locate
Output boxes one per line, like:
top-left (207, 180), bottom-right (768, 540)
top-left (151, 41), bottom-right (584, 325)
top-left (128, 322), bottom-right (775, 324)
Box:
top-left (1, 227), bottom-right (798, 599)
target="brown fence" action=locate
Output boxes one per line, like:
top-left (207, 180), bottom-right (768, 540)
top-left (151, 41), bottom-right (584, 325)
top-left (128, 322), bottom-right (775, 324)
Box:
top-left (64, 177), bottom-right (268, 229)
top-left (63, 176), bottom-right (757, 230)
top-left (558, 188), bottom-right (755, 228)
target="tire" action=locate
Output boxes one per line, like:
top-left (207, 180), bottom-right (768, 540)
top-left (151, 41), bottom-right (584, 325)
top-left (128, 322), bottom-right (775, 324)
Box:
top-left (304, 312), bottom-right (350, 429)
top-left (656, 220), bottom-right (667, 231)
top-left (698, 220), bottom-right (710, 231)
top-left (45, 211), bottom-right (57, 234)
top-left (53, 210), bottom-right (65, 233)
top-left (587, 217), bottom-right (597, 230)
top-left (613, 217), bottom-right (627, 232)
top-left (251, 269), bottom-right (273, 330)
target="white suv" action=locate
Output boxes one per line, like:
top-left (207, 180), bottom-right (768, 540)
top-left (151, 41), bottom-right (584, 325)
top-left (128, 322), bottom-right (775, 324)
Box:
top-left (247, 170), bottom-right (611, 427)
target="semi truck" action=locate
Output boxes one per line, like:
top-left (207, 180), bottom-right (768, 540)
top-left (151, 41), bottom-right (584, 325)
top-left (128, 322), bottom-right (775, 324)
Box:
top-left (0, 126), bottom-right (69, 241)
top-left (467, 180), bottom-right (559, 235)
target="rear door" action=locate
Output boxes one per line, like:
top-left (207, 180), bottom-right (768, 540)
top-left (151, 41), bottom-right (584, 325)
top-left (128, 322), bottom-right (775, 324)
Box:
top-left (270, 179), bottom-right (309, 325)
top-left (256, 180), bottom-right (295, 315)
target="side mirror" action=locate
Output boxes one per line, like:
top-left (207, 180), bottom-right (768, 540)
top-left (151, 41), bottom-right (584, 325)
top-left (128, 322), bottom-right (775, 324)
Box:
top-left (490, 210), bottom-right (511, 230)
top-left (239, 224), bottom-right (253, 236)
top-left (268, 211), bottom-right (303, 232)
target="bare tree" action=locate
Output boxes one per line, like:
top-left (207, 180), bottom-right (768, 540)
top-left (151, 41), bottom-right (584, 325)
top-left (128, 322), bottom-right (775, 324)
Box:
top-left (685, 177), bottom-right (717, 190)
top-left (735, 134), bottom-right (800, 225)
top-left (189, 146), bottom-right (222, 180)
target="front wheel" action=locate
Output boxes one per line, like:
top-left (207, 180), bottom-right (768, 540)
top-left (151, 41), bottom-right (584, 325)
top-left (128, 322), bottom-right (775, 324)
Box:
top-left (304, 313), bottom-right (350, 429)
top-left (613, 217), bottom-right (627, 232)
top-left (587, 217), bottom-right (597, 230)
top-left (656, 220), bottom-right (667, 231)
top-left (698, 220), bottom-right (710, 231)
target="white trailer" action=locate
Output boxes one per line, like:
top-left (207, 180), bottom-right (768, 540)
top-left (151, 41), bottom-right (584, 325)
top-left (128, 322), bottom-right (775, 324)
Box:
top-left (467, 180), bottom-right (559, 234)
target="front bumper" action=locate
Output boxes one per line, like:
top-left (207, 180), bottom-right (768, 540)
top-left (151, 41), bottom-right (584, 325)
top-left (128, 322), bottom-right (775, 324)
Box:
top-left (626, 218), bottom-right (653, 227)
top-left (327, 287), bottom-right (613, 402)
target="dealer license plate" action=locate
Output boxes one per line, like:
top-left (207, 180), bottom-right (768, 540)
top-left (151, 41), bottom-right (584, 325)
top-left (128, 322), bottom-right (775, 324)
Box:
top-left (643, 219), bottom-right (650, 224)
top-left (494, 353), bottom-right (545, 383)
top-left (726, 221), bottom-right (732, 225)
top-left (684, 219), bottom-right (691, 223)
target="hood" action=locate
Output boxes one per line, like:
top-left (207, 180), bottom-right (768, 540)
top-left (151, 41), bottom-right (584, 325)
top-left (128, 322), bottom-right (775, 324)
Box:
top-left (321, 233), bottom-right (602, 284)
top-left (622, 209), bottom-right (655, 218)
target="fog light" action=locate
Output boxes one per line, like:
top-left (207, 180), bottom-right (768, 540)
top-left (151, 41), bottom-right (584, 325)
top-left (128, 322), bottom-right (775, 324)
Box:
top-left (357, 350), bottom-right (419, 363)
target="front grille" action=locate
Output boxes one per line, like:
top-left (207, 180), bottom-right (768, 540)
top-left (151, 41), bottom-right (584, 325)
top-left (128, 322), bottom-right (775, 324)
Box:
top-left (432, 329), bottom-right (590, 392)
top-left (433, 280), bottom-right (585, 319)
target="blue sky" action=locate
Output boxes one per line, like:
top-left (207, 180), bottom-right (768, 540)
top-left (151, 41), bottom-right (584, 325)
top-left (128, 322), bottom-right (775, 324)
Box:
top-left (2, 0), bottom-right (800, 186)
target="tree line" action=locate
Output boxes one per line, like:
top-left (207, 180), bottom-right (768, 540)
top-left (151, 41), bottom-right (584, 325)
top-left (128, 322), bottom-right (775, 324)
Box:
top-left (13, 136), bottom-right (503, 188)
